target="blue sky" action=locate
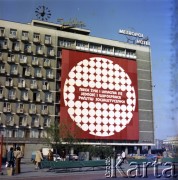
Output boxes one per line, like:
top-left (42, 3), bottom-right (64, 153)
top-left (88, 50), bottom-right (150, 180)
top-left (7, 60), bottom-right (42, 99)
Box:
top-left (0, 0), bottom-right (175, 140)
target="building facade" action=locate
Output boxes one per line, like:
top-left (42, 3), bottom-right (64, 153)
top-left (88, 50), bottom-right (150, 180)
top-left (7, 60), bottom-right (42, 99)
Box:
top-left (0, 19), bottom-right (154, 158)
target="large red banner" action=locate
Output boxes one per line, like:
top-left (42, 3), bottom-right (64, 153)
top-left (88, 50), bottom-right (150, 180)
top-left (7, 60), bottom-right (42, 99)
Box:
top-left (60, 50), bottom-right (139, 140)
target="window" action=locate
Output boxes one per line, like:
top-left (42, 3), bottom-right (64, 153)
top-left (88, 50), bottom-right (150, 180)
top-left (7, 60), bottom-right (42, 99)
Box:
top-left (44, 117), bottom-right (51, 127)
top-left (0, 27), bottom-right (5, 36)
top-left (76, 41), bottom-right (88, 49)
top-left (42, 105), bottom-right (48, 114)
top-left (10, 29), bottom-right (17, 37)
top-left (115, 48), bottom-right (126, 56)
top-left (0, 64), bottom-right (5, 73)
top-left (3, 102), bottom-right (11, 112)
top-left (6, 115), bottom-right (14, 126)
top-left (8, 89), bottom-right (16, 99)
top-left (36, 45), bottom-right (43, 54)
top-left (0, 87), bottom-right (3, 98)
top-left (5, 129), bottom-right (13, 138)
top-left (8, 53), bottom-right (15, 62)
top-left (16, 103), bottom-right (24, 113)
top-left (23, 66), bottom-right (30, 76)
top-left (31, 80), bottom-right (37, 89)
top-left (45, 92), bottom-right (52, 102)
top-left (42, 81), bottom-right (49, 90)
top-left (30, 129), bottom-right (39, 138)
top-left (31, 116), bottom-right (39, 127)
top-left (46, 69), bottom-right (53, 79)
top-left (58, 38), bottom-right (74, 47)
top-left (5, 77), bottom-right (13, 86)
top-left (34, 67), bottom-right (42, 77)
top-left (24, 43), bottom-right (31, 53)
top-left (19, 116), bottom-right (27, 126)
top-left (47, 47), bottom-right (54, 56)
top-left (20, 54), bottom-right (27, 63)
top-left (29, 104), bottom-right (36, 114)
top-left (44, 58), bottom-right (50, 67)
top-left (10, 64), bottom-right (18, 75)
top-left (45, 35), bottom-right (51, 44)
top-left (21, 90), bottom-right (28, 101)
top-left (33, 91), bottom-right (40, 102)
top-left (32, 57), bottom-right (38, 65)
top-left (12, 41), bottom-right (19, 51)
top-left (22, 31), bottom-right (28, 37)
top-left (33, 33), bottom-right (40, 42)
top-left (89, 43), bottom-right (101, 52)
top-left (102, 46), bottom-right (113, 54)
top-left (0, 39), bottom-right (8, 49)
top-left (15, 129), bottom-right (24, 138)
top-left (18, 78), bottom-right (26, 88)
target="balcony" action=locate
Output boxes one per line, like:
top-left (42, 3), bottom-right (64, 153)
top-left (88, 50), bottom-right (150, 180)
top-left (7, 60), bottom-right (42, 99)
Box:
top-left (20, 58), bottom-right (27, 64)
top-left (36, 50), bottom-right (43, 55)
top-left (13, 46), bottom-right (20, 52)
top-left (33, 37), bottom-right (40, 43)
top-left (47, 50), bottom-right (54, 57)
top-left (25, 47), bottom-right (32, 54)
top-left (45, 39), bottom-right (51, 45)
top-left (10, 70), bottom-right (18, 75)
top-left (18, 82), bottom-right (26, 88)
top-left (8, 57), bottom-right (16, 63)
top-left (35, 73), bottom-right (42, 78)
top-left (1, 44), bottom-right (8, 50)
top-left (3, 107), bottom-right (11, 113)
top-left (21, 95), bottom-right (28, 101)
top-left (9, 34), bottom-right (17, 40)
top-left (19, 120), bottom-right (27, 126)
top-left (5, 81), bottom-right (13, 87)
top-left (46, 97), bottom-right (52, 103)
top-left (43, 61), bottom-right (50, 67)
top-left (6, 119), bottom-right (14, 126)
top-left (29, 109), bottom-right (36, 114)
top-left (0, 69), bottom-right (5, 74)
top-left (42, 85), bottom-right (49, 91)
top-left (36, 97), bottom-right (41, 102)
top-left (32, 60), bottom-right (39, 66)
top-left (30, 84), bottom-right (37, 89)
top-left (41, 109), bottom-right (48, 115)
top-left (31, 121), bottom-right (39, 127)
top-left (8, 94), bottom-right (16, 100)
top-left (25, 71), bottom-right (30, 76)
top-left (0, 31), bottom-right (5, 38)
top-left (17, 108), bottom-right (24, 114)
top-left (21, 36), bottom-right (29, 42)
top-left (46, 74), bottom-right (54, 79)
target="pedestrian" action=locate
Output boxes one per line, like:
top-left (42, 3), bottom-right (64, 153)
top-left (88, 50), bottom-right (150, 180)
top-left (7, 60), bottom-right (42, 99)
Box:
top-left (47, 149), bottom-right (53, 161)
top-left (14, 146), bottom-right (23, 174)
top-left (7, 147), bottom-right (15, 168)
top-left (35, 149), bottom-right (43, 169)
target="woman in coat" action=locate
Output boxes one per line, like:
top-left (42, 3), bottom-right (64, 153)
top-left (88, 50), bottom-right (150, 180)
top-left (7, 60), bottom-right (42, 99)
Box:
top-left (35, 149), bottom-right (43, 169)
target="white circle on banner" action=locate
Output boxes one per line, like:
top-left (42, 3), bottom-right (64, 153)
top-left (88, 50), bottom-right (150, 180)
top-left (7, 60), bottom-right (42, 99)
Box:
top-left (63, 57), bottom-right (136, 137)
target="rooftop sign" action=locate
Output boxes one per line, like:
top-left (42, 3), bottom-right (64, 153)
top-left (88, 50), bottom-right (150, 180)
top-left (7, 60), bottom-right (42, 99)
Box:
top-left (119, 29), bottom-right (143, 38)
top-left (119, 29), bottom-right (150, 46)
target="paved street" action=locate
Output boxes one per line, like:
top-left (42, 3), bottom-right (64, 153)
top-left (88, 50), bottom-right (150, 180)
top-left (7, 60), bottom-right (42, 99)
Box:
top-left (0, 161), bottom-right (178, 180)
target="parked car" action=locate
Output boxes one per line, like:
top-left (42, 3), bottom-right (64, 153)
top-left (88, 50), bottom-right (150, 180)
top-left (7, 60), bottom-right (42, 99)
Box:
top-left (66, 154), bottom-right (78, 161)
top-left (53, 154), bottom-right (62, 161)
top-left (146, 154), bottom-right (157, 161)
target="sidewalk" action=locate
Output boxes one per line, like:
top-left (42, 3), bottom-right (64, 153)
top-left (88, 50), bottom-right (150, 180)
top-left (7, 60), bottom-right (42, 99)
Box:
top-left (0, 162), bottom-right (107, 180)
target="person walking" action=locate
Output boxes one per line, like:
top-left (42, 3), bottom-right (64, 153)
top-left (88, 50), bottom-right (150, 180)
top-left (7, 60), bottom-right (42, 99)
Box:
top-left (14, 146), bottom-right (23, 174)
top-left (7, 147), bottom-right (15, 168)
top-left (47, 149), bottom-right (53, 161)
top-left (35, 149), bottom-right (43, 169)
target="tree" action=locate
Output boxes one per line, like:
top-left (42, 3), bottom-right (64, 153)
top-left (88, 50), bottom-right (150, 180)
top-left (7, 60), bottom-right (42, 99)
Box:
top-left (44, 123), bottom-right (62, 154)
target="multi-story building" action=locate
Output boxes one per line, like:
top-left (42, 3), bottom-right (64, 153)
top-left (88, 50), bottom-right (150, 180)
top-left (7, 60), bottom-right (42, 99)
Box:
top-left (0, 19), bottom-right (154, 158)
